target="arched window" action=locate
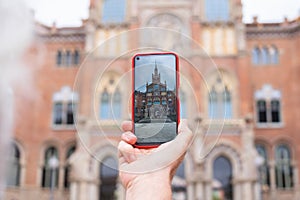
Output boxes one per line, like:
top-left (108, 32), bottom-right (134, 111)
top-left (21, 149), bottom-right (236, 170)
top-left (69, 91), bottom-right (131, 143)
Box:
top-left (257, 100), bottom-right (267, 123)
top-left (208, 76), bottom-right (233, 119)
top-left (180, 91), bottom-right (187, 118)
top-left (205, 0), bottom-right (229, 22)
top-left (56, 50), bottom-right (63, 66)
top-left (52, 86), bottom-right (78, 126)
top-left (42, 147), bottom-right (59, 188)
top-left (275, 145), bottom-right (293, 189)
top-left (64, 145), bottom-right (76, 189)
top-left (223, 86), bottom-right (232, 119)
top-left (99, 157), bottom-right (118, 200)
top-left (100, 89), bottom-right (111, 119)
top-left (269, 45), bottom-right (279, 64)
top-left (66, 50), bottom-right (72, 66)
top-left (6, 143), bottom-right (21, 187)
top-left (100, 88), bottom-right (122, 120)
top-left (261, 47), bottom-right (269, 65)
top-left (213, 156), bottom-right (233, 200)
top-left (66, 102), bottom-right (75, 124)
top-left (172, 162), bottom-right (187, 199)
top-left (53, 102), bottom-right (63, 125)
top-left (271, 99), bottom-right (280, 123)
top-left (255, 144), bottom-right (270, 187)
top-left (252, 47), bottom-right (260, 65)
top-left (209, 86), bottom-right (218, 119)
top-left (73, 50), bottom-right (80, 65)
top-left (255, 85), bottom-right (282, 125)
top-left (102, 0), bottom-right (126, 24)
top-left (112, 89), bottom-right (122, 119)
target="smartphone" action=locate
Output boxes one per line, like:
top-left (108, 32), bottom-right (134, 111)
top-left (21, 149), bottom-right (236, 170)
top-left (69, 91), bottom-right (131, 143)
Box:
top-left (132, 52), bottom-right (180, 148)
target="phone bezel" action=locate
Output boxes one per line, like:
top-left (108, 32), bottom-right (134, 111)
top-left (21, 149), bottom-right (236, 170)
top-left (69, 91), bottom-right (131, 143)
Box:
top-left (132, 52), bottom-right (180, 148)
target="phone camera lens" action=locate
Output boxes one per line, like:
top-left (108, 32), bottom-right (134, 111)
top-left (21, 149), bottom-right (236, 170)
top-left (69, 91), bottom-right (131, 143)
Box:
top-left (136, 57), bottom-right (140, 60)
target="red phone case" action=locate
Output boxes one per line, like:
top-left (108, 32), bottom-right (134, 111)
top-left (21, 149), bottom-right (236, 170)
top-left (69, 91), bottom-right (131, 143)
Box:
top-left (132, 52), bottom-right (180, 148)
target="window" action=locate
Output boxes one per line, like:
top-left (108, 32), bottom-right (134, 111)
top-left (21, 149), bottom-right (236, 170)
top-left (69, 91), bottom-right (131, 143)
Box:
top-left (223, 86), bottom-right (232, 119)
top-left (6, 144), bottom-right (21, 187)
top-left (269, 45), bottom-right (279, 64)
top-left (56, 51), bottom-right (62, 66)
top-left (275, 145), bottom-right (293, 189)
top-left (252, 45), bottom-right (279, 65)
top-left (52, 87), bottom-right (78, 126)
top-left (112, 89), bottom-right (121, 119)
top-left (53, 102), bottom-right (76, 125)
top-left (257, 100), bottom-right (267, 123)
top-left (42, 147), bottom-right (59, 188)
top-left (102, 0), bottom-right (126, 24)
top-left (66, 50), bottom-right (72, 66)
top-left (153, 97), bottom-right (160, 105)
top-left (99, 157), bottom-right (118, 200)
top-left (56, 50), bottom-right (80, 67)
top-left (100, 89), bottom-right (122, 120)
top-left (271, 100), bottom-right (280, 123)
top-left (255, 144), bottom-right (270, 187)
top-left (261, 47), bottom-right (269, 65)
top-left (73, 50), bottom-right (80, 65)
top-left (66, 103), bottom-right (74, 124)
top-left (252, 47), bottom-right (260, 65)
top-left (213, 156), bottom-right (233, 200)
top-left (100, 90), bottom-right (110, 119)
top-left (255, 85), bottom-right (281, 125)
top-left (64, 145), bottom-right (76, 189)
top-left (208, 85), bottom-right (232, 119)
top-left (256, 98), bottom-right (281, 124)
top-left (205, 0), bottom-right (229, 22)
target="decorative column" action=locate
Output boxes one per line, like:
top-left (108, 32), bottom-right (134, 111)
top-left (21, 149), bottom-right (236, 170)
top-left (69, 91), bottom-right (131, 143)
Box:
top-left (204, 180), bottom-right (212, 200)
top-left (269, 160), bottom-right (277, 199)
top-left (292, 162), bottom-right (300, 200)
top-left (243, 181), bottom-right (253, 200)
top-left (69, 118), bottom-right (98, 200)
top-left (186, 179), bottom-right (195, 200)
top-left (194, 170), bottom-right (204, 200)
top-left (233, 179), bottom-right (242, 200)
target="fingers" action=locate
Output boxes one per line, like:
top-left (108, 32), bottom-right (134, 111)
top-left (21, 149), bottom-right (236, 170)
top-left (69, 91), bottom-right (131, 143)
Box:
top-left (121, 121), bottom-right (133, 132)
top-left (120, 120), bottom-right (193, 174)
top-left (118, 140), bottom-right (137, 163)
top-left (121, 131), bottom-right (137, 145)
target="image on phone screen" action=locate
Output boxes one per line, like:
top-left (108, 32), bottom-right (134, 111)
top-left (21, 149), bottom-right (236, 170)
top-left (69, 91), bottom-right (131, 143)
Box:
top-left (133, 53), bottom-right (178, 146)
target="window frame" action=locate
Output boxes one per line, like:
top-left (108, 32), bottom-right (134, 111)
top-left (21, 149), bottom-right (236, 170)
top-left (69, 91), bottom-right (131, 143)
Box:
top-left (64, 145), bottom-right (76, 189)
top-left (52, 87), bottom-right (78, 129)
top-left (255, 98), bottom-right (282, 128)
top-left (255, 144), bottom-right (270, 189)
top-left (205, 0), bottom-right (230, 22)
top-left (6, 143), bottom-right (21, 187)
top-left (252, 45), bottom-right (280, 66)
top-left (41, 146), bottom-right (60, 188)
top-left (101, 0), bottom-right (126, 24)
top-left (275, 144), bottom-right (294, 189)
top-left (52, 101), bottom-right (76, 128)
top-left (99, 88), bottom-right (122, 121)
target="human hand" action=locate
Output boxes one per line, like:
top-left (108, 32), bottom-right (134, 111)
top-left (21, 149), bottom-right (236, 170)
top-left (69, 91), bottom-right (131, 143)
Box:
top-left (118, 120), bottom-right (193, 199)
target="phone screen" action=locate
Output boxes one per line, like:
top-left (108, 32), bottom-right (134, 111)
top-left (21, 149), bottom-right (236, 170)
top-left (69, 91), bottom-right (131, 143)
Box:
top-left (133, 53), bottom-right (178, 146)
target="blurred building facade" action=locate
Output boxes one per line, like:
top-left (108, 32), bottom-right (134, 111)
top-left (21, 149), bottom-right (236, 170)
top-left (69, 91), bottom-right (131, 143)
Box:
top-left (4, 0), bottom-right (300, 200)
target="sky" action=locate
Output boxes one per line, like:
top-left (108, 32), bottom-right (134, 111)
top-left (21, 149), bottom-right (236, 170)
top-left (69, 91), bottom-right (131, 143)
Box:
top-left (135, 54), bottom-right (176, 92)
top-left (24, 0), bottom-right (300, 27)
